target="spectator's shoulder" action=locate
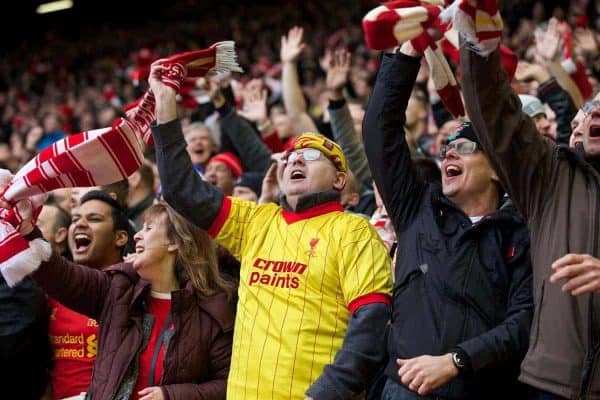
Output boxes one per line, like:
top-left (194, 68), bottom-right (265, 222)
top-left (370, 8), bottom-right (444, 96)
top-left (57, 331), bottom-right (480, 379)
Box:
top-left (103, 262), bottom-right (140, 284)
top-left (196, 291), bottom-right (236, 332)
top-left (340, 210), bottom-right (379, 235)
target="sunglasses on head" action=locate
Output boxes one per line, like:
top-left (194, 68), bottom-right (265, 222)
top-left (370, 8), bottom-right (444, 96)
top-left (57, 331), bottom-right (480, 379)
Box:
top-left (285, 148), bottom-right (324, 164)
top-left (439, 140), bottom-right (479, 160)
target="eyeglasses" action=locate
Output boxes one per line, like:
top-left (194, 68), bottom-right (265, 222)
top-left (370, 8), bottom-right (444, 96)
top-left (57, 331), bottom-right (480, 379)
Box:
top-left (439, 141), bottom-right (478, 160)
top-left (285, 148), bottom-right (324, 164)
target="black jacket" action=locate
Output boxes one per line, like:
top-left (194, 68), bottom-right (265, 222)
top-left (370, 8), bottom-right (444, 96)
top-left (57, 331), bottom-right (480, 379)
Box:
top-left (363, 52), bottom-right (534, 399)
top-left (0, 276), bottom-right (52, 399)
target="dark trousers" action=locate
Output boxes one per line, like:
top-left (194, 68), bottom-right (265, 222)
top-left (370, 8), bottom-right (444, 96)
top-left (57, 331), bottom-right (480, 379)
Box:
top-left (382, 378), bottom-right (446, 400)
top-left (524, 386), bottom-right (569, 400)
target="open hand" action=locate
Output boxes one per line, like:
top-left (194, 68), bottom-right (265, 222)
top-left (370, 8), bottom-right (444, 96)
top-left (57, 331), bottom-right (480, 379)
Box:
top-left (535, 18), bottom-right (563, 62)
top-left (281, 26), bottom-right (305, 63)
top-left (239, 82), bottom-right (268, 124)
top-left (326, 49), bottom-right (351, 96)
top-left (259, 153), bottom-right (286, 204)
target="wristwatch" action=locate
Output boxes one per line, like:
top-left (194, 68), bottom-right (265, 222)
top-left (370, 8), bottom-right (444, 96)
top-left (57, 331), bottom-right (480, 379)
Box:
top-left (451, 352), bottom-right (465, 370)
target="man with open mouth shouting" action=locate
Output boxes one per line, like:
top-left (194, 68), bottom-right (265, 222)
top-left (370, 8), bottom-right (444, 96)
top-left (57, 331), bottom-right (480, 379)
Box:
top-left (149, 57), bottom-right (393, 400)
top-left (49, 190), bottom-right (134, 400)
top-left (458, 5), bottom-right (600, 398)
top-left (362, 40), bottom-right (534, 400)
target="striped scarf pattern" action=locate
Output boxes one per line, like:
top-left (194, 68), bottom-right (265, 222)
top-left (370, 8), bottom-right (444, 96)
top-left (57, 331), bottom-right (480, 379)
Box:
top-left (362, 0), bottom-right (465, 118)
top-left (0, 41), bottom-right (242, 287)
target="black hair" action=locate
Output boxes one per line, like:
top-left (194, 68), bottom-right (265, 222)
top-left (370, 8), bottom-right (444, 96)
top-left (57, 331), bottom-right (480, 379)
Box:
top-left (101, 179), bottom-right (129, 209)
top-left (80, 190), bottom-right (135, 257)
top-left (49, 203), bottom-right (71, 232)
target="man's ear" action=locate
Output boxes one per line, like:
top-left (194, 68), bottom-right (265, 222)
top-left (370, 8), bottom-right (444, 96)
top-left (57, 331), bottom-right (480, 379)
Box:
top-left (128, 171), bottom-right (141, 189)
top-left (115, 230), bottom-right (129, 248)
top-left (54, 226), bottom-right (68, 245)
top-left (333, 171), bottom-right (347, 192)
top-left (490, 169), bottom-right (500, 184)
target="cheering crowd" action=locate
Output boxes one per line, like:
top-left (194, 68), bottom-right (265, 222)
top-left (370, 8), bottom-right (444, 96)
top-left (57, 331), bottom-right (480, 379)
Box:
top-left (0, 0), bottom-right (599, 399)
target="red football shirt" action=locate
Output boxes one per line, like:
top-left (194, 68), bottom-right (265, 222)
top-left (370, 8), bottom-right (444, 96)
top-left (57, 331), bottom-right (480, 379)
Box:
top-left (48, 298), bottom-right (98, 399)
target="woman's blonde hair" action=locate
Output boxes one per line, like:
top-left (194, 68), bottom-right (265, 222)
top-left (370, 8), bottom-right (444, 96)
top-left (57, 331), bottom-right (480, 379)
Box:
top-left (142, 203), bottom-right (234, 299)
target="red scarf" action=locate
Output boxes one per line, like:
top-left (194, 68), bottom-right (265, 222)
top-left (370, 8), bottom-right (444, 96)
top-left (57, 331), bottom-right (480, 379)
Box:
top-left (0, 42), bottom-right (242, 287)
top-left (362, 0), bottom-right (465, 117)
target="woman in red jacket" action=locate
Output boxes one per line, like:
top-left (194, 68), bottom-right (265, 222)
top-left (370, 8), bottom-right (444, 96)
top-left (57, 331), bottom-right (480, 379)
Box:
top-left (32, 202), bottom-right (235, 400)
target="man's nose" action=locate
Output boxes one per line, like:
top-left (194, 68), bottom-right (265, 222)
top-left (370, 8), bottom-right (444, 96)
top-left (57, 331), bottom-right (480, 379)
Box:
top-left (445, 147), bottom-right (459, 160)
top-left (291, 154), bottom-right (306, 165)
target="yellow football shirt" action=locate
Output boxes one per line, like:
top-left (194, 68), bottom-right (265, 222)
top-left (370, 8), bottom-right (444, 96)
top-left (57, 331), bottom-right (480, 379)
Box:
top-left (208, 196), bottom-right (393, 400)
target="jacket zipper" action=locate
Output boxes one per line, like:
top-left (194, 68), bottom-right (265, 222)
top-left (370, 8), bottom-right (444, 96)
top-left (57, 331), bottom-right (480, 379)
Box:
top-left (588, 344), bottom-right (599, 398)
top-left (581, 344), bottom-right (599, 399)
top-left (459, 246), bottom-right (477, 340)
top-left (109, 321), bottom-right (143, 399)
top-left (531, 280), bottom-right (545, 350)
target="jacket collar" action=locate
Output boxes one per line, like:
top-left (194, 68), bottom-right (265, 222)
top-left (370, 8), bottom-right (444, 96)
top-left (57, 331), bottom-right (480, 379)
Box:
top-left (280, 189), bottom-right (341, 211)
top-left (432, 187), bottom-right (521, 227)
top-left (558, 145), bottom-right (600, 180)
top-left (104, 262), bottom-right (151, 306)
top-left (279, 189), bottom-right (344, 224)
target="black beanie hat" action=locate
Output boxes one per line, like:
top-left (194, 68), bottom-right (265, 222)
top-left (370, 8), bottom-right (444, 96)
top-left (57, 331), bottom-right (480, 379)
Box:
top-left (446, 121), bottom-right (480, 146)
top-left (233, 172), bottom-right (264, 196)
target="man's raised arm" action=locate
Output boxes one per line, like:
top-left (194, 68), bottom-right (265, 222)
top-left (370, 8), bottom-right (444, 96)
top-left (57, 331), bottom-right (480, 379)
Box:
top-left (149, 60), bottom-right (225, 230)
top-left (460, 39), bottom-right (559, 222)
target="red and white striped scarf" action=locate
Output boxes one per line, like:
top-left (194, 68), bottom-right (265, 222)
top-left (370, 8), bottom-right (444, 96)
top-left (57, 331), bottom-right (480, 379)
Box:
top-left (362, 0), bottom-right (465, 118)
top-left (440, 0), bottom-right (503, 57)
top-left (0, 41), bottom-right (242, 286)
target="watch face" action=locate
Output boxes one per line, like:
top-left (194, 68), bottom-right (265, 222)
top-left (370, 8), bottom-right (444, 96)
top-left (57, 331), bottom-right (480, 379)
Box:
top-left (453, 352), bottom-right (464, 368)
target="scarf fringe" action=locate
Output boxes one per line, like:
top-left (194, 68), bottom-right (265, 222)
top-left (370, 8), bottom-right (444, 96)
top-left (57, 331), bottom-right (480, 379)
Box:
top-left (1, 238), bottom-right (51, 287)
top-left (214, 41), bottom-right (244, 73)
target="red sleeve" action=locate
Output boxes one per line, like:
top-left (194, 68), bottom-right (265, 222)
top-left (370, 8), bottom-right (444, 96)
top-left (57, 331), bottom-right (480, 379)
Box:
top-left (348, 293), bottom-right (392, 314)
top-left (207, 196), bottom-right (232, 238)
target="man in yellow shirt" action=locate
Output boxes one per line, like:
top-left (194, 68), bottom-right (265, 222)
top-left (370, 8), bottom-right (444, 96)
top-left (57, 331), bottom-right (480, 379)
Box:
top-left (149, 60), bottom-right (393, 400)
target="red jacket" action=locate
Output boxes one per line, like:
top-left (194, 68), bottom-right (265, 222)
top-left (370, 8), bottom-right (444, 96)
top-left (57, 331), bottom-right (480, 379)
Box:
top-left (33, 252), bottom-right (234, 400)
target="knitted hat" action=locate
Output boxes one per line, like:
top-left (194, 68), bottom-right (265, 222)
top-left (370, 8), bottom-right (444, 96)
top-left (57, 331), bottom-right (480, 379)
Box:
top-left (234, 172), bottom-right (264, 197)
top-left (292, 133), bottom-right (348, 173)
top-left (446, 121), bottom-right (479, 145)
top-left (518, 95), bottom-right (546, 118)
top-left (209, 152), bottom-right (243, 177)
